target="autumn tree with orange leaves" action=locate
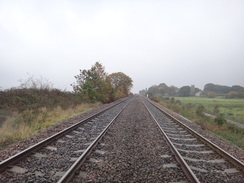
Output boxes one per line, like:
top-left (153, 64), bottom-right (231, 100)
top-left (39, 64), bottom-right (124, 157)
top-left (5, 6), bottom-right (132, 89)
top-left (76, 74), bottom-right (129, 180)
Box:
top-left (109, 72), bottom-right (133, 98)
top-left (72, 62), bottom-right (133, 103)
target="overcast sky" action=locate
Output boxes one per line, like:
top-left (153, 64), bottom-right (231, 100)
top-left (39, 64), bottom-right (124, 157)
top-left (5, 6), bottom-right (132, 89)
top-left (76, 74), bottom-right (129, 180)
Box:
top-left (0, 0), bottom-right (244, 93)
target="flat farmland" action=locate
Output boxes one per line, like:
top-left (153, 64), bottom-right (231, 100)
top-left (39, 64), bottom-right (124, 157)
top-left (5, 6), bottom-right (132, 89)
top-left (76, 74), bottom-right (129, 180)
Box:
top-left (175, 97), bottom-right (244, 125)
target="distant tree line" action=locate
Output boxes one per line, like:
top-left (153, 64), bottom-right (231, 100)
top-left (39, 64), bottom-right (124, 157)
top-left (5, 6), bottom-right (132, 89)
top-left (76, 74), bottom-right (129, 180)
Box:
top-left (71, 62), bottom-right (133, 103)
top-left (139, 83), bottom-right (200, 97)
top-left (139, 83), bottom-right (244, 98)
top-left (203, 83), bottom-right (244, 98)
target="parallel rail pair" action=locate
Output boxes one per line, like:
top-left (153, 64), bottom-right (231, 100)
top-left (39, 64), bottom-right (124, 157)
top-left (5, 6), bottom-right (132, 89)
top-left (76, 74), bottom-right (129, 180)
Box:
top-left (143, 97), bottom-right (244, 183)
top-left (0, 97), bottom-right (133, 182)
top-left (0, 96), bottom-right (243, 182)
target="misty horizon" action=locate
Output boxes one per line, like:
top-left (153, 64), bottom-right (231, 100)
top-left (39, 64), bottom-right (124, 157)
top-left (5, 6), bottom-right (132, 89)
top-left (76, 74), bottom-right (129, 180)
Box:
top-left (1, 0), bottom-right (244, 93)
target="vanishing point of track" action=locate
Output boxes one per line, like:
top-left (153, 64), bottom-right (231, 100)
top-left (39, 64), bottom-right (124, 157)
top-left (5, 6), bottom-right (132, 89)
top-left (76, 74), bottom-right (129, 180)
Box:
top-left (0, 95), bottom-right (243, 182)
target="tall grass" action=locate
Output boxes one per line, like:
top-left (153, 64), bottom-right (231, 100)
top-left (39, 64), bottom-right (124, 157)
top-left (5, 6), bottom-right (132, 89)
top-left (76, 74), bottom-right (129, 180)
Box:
top-left (0, 82), bottom-right (101, 149)
top-left (0, 103), bottom-right (99, 149)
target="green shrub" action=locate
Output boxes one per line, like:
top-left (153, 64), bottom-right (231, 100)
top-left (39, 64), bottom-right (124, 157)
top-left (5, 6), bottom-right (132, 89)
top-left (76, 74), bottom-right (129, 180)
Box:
top-left (214, 114), bottom-right (226, 125)
top-left (196, 105), bottom-right (205, 116)
top-left (214, 105), bottom-right (220, 115)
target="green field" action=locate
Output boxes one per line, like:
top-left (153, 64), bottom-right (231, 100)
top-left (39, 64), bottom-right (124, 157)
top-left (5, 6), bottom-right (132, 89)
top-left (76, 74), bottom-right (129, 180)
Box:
top-left (175, 97), bottom-right (244, 124)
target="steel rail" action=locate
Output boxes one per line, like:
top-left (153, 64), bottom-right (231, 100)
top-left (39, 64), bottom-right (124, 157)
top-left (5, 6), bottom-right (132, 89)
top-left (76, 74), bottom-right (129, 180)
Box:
top-left (145, 97), bottom-right (244, 173)
top-left (0, 97), bottom-right (130, 172)
top-left (57, 97), bottom-right (134, 183)
top-left (142, 100), bottom-right (200, 183)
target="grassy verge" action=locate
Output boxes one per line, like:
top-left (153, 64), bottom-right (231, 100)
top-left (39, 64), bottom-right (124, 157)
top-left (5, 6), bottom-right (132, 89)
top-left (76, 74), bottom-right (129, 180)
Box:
top-left (174, 97), bottom-right (244, 124)
top-left (0, 103), bottom-right (99, 149)
top-left (156, 98), bottom-right (244, 149)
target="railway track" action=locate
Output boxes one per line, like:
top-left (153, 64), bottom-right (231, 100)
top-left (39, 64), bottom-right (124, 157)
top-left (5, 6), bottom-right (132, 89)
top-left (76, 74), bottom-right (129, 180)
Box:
top-left (0, 96), bottom-right (243, 182)
top-left (70, 96), bottom-right (189, 182)
top-left (0, 97), bottom-right (133, 182)
top-left (142, 97), bottom-right (244, 182)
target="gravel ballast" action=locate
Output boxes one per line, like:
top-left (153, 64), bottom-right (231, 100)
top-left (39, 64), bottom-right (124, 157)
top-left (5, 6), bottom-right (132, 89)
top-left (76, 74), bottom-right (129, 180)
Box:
top-left (0, 98), bottom-right (131, 182)
top-left (143, 98), bottom-right (244, 182)
top-left (71, 96), bottom-right (188, 182)
top-left (0, 96), bottom-right (243, 182)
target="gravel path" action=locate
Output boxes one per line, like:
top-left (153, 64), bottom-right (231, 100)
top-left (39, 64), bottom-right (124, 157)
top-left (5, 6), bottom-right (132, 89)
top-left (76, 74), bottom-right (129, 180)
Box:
top-left (204, 112), bottom-right (244, 128)
top-left (71, 96), bottom-right (188, 182)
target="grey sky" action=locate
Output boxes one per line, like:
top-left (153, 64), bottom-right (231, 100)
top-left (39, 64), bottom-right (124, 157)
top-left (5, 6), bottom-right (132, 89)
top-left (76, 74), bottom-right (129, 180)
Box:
top-left (0, 0), bottom-right (244, 93)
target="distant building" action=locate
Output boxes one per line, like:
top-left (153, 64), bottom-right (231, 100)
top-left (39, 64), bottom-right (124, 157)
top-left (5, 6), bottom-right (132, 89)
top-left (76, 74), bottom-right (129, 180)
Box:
top-left (195, 91), bottom-right (201, 97)
top-left (190, 85), bottom-right (195, 96)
